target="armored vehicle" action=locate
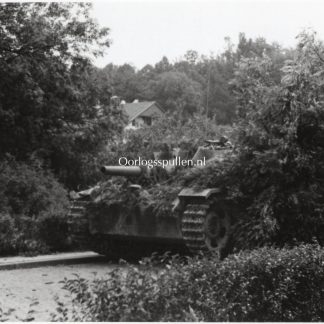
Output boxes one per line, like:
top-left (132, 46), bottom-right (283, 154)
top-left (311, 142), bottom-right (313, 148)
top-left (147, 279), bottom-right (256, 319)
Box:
top-left (68, 141), bottom-right (233, 259)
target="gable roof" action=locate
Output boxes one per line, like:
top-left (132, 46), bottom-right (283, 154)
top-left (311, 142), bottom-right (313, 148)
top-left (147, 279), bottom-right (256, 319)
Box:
top-left (123, 101), bottom-right (164, 121)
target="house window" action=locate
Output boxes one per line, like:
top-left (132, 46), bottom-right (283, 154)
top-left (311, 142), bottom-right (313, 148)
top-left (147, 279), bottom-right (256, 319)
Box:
top-left (142, 117), bottom-right (152, 126)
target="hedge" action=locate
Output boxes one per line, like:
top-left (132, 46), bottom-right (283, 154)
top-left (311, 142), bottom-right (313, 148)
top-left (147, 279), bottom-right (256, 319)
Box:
top-left (53, 244), bottom-right (324, 321)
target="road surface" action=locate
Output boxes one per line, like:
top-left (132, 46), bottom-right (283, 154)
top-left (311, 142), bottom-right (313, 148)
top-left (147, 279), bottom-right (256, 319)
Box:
top-left (0, 261), bottom-right (120, 321)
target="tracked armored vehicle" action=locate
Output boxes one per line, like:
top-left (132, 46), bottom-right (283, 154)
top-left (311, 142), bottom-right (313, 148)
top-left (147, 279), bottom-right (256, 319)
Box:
top-left (68, 140), bottom-right (233, 258)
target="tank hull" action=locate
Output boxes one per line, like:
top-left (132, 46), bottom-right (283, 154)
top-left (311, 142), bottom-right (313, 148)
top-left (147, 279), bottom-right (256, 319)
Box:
top-left (89, 204), bottom-right (182, 241)
top-left (68, 187), bottom-right (233, 258)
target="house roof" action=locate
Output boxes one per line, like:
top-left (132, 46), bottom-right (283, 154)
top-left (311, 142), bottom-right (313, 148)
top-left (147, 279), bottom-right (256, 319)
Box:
top-left (123, 101), bottom-right (164, 121)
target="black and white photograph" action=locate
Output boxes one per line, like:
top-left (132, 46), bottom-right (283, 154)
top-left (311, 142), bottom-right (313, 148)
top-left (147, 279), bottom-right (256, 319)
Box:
top-left (1, 0), bottom-right (324, 321)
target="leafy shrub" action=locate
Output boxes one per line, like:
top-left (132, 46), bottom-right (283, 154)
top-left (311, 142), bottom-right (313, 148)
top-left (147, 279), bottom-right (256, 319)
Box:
top-left (37, 213), bottom-right (70, 251)
top-left (0, 158), bottom-right (69, 216)
top-left (0, 213), bottom-right (51, 256)
top-left (0, 158), bottom-right (70, 255)
top-left (53, 244), bottom-right (324, 321)
top-left (0, 213), bottom-right (18, 255)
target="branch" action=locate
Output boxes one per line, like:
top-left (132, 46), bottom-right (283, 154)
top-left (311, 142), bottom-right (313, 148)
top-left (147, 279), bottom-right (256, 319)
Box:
top-left (312, 44), bottom-right (324, 64)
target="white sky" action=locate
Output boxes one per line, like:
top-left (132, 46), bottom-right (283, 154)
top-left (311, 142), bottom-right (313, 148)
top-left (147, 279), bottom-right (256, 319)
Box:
top-left (92, 0), bottom-right (324, 69)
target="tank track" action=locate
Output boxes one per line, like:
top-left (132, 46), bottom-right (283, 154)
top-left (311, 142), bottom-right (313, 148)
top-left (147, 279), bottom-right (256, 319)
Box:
top-left (181, 204), bottom-right (210, 253)
top-left (181, 203), bottom-right (231, 258)
top-left (67, 200), bottom-right (90, 247)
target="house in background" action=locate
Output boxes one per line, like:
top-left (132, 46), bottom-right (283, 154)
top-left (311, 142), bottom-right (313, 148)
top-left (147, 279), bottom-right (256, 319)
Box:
top-left (123, 100), bottom-right (165, 130)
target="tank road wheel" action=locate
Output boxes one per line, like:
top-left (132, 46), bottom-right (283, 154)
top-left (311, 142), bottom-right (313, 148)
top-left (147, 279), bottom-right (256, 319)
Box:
top-left (181, 204), bottom-right (231, 258)
top-left (67, 200), bottom-right (89, 247)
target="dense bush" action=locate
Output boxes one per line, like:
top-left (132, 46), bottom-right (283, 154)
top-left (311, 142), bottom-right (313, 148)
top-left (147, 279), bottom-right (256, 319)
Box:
top-left (53, 244), bottom-right (324, 321)
top-left (201, 31), bottom-right (324, 250)
top-left (103, 113), bottom-right (233, 165)
top-left (0, 158), bottom-right (70, 255)
top-left (0, 159), bottom-right (68, 215)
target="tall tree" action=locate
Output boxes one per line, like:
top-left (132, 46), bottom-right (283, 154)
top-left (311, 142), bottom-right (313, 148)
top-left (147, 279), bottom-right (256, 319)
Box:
top-left (0, 3), bottom-right (125, 188)
top-left (146, 71), bottom-right (202, 119)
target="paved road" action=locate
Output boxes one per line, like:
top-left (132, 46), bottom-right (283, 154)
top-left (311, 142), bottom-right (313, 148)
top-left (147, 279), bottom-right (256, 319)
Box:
top-left (0, 251), bottom-right (105, 270)
top-left (0, 262), bottom-right (121, 321)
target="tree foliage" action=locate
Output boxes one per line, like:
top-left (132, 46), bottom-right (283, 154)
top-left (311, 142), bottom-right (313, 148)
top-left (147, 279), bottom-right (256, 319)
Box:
top-left (217, 30), bottom-right (324, 249)
top-left (0, 3), bottom-right (125, 188)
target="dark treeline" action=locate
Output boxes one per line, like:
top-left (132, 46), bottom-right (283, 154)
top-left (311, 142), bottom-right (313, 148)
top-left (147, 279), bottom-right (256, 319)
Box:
top-left (95, 34), bottom-right (293, 125)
